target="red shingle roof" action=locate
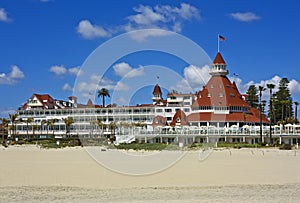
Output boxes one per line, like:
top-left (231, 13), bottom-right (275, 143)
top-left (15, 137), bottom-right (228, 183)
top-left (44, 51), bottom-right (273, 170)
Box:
top-left (153, 84), bottom-right (162, 95)
top-left (152, 115), bottom-right (167, 126)
top-left (213, 52), bottom-right (226, 64)
top-left (170, 109), bottom-right (188, 126)
top-left (187, 111), bottom-right (269, 123)
top-left (87, 99), bottom-right (93, 106)
top-left (34, 94), bottom-right (53, 103)
top-left (192, 76), bottom-right (248, 108)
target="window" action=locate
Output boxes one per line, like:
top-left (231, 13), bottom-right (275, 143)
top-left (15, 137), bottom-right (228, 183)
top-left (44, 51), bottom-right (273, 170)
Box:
top-left (207, 93), bottom-right (211, 97)
top-left (210, 84), bottom-right (214, 88)
top-left (219, 93), bottom-right (224, 97)
top-left (183, 96), bottom-right (190, 100)
top-left (165, 109), bottom-right (172, 112)
top-left (184, 108), bottom-right (190, 112)
top-left (156, 109), bottom-right (163, 113)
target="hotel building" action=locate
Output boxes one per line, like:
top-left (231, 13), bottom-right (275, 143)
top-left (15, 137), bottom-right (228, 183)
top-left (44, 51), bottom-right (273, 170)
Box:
top-left (12, 52), bottom-right (300, 145)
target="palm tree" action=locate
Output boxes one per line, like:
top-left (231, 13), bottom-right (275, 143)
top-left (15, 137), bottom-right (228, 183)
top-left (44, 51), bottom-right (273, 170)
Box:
top-left (46, 120), bottom-right (52, 137)
top-left (49, 118), bottom-right (59, 137)
top-left (32, 124), bottom-right (38, 139)
top-left (63, 117), bottom-right (75, 138)
top-left (109, 121), bottom-right (117, 138)
top-left (266, 83), bottom-right (275, 144)
top-left (9, 113), bottom-right (19, 140)
top-left (96, 118), bottom-right (105, 135)
top-left (24, 117), bottom-right (34, 139)
top-left (258, 86), bottom-right (266, 144)
top-left (1, 118), bottom-right (9, 142)
top-left (295, 101), bottom-right (299, 123)
top-left (41, 120), bottom-right (47, 137)
top-left (97, 88), bottom-right (110, 107)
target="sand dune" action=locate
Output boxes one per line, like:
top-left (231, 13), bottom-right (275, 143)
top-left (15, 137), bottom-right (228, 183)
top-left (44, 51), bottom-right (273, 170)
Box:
top-left (1, 145), bottom-right (300, 202)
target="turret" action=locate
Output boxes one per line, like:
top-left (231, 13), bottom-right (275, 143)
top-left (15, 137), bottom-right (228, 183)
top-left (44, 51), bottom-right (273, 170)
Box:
top-left (210, 52), bottom-right (229, 76)
top-left (152, 84), bottom-right (163, 105)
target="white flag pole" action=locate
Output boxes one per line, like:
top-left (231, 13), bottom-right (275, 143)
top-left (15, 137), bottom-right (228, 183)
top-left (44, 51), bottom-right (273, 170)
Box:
top-left (218, 34), bottom-right (220, 52)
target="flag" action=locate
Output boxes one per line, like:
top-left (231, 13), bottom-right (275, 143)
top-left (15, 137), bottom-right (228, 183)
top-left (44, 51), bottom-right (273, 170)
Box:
top-left (219, 35), bottom-right (226, 41)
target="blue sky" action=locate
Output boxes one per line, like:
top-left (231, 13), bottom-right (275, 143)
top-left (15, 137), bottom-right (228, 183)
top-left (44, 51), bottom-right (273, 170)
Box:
top-left (1, 0), bottom-right (300, 117)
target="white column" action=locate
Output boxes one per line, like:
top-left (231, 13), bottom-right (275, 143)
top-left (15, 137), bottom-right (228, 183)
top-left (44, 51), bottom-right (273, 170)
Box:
top-left (279, 136), bottom-right (282, 144)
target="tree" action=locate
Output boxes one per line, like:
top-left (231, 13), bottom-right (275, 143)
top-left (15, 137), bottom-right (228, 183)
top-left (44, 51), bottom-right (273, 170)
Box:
top-left (63, 117), bottom-right (75, 137)
top-left (49, 118), bottom-right (59, 137)
top-left (1, 118), bottom-right (9, 141)
top-left (97, 88), bottom-right (110, 107)
top-left (41, 120), bottom-right (47, 137)
top-left (266, 83), bottom-right (275, 144)
top-left (24, 117), bottom-right (34, 139)
top-left (246, 85), bottom-right (259, 108)
top-left (295, 101), bottom-right (299, 123)
top-left (258, 86), bottom-right (266, 144)
top-left (32, 124), bottom-right (38, 139)
top-left (9, 113), bottom-right (19, 140)
top-left (274, 78), bottom-right (293, 124)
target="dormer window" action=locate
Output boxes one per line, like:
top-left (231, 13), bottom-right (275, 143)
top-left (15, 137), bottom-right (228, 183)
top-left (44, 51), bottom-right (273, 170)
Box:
top-left (176, 117), bottom-right (181, 123)
top-left (207, 93), bottom-right (211, 97)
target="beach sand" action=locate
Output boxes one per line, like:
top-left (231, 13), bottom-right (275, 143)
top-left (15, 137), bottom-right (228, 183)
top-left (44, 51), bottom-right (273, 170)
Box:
top-left (1, 145), bottom-right (300, 202)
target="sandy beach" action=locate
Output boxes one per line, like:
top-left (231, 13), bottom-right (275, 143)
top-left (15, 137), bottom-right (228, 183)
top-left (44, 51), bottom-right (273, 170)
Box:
top-left (1, 145), bottom-right (300, 202)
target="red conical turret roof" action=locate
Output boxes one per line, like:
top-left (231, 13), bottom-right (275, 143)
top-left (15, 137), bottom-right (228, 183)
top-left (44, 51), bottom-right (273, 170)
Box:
top-left (213, 52), bottom-right (226, 64)
top-left (153, 84), bottom-right (162, 95)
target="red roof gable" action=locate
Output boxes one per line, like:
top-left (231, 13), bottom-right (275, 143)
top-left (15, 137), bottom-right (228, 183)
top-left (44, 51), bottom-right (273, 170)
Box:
top-left (187, 111), bottom-right (269, 123)
top-left (34, 94), bottom-right (53, 103)
top-left (153, 84), bottom-right (162, 95)
top-left (87, 99), bottom-right (93, 106)
top-left (170, 109), bottom-right (188, 126)
top-left (152, 115), bottom-right (167, 126)
top-left (213, 52), bottom-right (226, 64)
top-left (192, 76), bottom-right (248, 108)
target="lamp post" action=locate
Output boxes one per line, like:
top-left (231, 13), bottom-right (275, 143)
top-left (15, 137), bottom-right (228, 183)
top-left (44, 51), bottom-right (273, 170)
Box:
top-left (267, 83), bottom-right (275, 145)
top-left (258, 86), bottom-right (266, 144)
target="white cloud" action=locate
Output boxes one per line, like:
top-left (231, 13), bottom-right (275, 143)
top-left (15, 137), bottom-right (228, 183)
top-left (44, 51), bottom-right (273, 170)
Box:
top-left (77, 3), bottom-right (200, 41)
top-left (113, 62), bottom-right (144, 78)
top-left (49, 65), bottom-right (67, 75)
top-left (62, 83), bottom-right (73, 91)
top-left (124, 25), bottom-right (173, 41)
top-left (68, 66), bottom-right (82, 76)
top-left (0, 8), bottom-right (11, 22)
top-left (230, 75), bottom-right (300, 102)
top-left (9, 65), bottom-right (25, 79)
top-left (174, 64), bottom-right (210, 92)
top-left (154, 3), bottom-right (200, 21)
top-left (77, 20), bottom-right (111, 39)
top-left (114, 82), bottom-right (130, 91)
top-left (0, 65), bottom-right (24, 85)
top-left (229, 12), bottom-right (260, 22)
top-left (125, 3), bottom-right (199, 41)
top-left (49, 65), bottom-right (82, 76)
top-left (128, 5), bottom-right (165, 25)
top-left (289, 79), bottom-right (300, 95)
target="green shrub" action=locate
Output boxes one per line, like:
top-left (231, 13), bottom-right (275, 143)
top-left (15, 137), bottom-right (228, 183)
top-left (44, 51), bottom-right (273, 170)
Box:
top-left (279, 144), bottom-right (292, 150)
top-left (115, 143), bottom-right (168, 151)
